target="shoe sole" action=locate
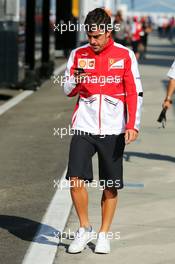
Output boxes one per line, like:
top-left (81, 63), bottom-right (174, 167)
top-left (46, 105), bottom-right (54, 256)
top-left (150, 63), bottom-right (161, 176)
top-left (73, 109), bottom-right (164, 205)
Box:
top-left (94, 250), bottom-right (110, 254)
top-left (94, 246), bottom-right (110, 254)
top-left (68, 236), bottom-right (95, 254)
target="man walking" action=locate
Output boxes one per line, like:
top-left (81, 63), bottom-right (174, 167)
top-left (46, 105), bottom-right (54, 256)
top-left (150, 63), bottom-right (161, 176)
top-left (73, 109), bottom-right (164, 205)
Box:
top-left (63, 8), bottom-right (143, 254)
top-left (162, 60), bottom-right (175, 109)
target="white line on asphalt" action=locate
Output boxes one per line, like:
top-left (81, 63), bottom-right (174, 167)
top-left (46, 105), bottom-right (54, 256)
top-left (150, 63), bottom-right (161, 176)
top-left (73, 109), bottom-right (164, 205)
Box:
top-left (22, 169), bottom-right (72, 264)
top-left (54, 62), bottom-right (67, 75)
top-left (1, 62), bottom-right (69, 264)
top-left (0, 63), bottom-right (66, 116)
top-left (0, 91), bottom-right (34, 116)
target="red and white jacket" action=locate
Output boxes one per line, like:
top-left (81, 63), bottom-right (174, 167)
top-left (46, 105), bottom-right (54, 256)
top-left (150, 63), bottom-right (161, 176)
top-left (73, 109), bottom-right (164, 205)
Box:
top-left (64, 38), bottom-right (143, 135)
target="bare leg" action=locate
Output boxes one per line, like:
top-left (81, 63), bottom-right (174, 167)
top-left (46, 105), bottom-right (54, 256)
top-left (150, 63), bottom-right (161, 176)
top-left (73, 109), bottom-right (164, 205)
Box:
top-left (70, 177), bottom-right (90, 227)
top-left (99, 187), bottom-right (118, 232)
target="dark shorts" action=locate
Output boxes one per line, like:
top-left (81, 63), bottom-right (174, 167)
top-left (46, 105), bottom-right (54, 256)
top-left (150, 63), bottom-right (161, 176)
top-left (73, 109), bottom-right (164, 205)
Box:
top-left (65, 131), bottom-right (125, 189)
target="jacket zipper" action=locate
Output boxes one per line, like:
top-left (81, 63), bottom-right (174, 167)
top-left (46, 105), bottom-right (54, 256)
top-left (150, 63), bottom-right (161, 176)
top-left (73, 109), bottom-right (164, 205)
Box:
top-left (98, 54), bottom-right (102, 134)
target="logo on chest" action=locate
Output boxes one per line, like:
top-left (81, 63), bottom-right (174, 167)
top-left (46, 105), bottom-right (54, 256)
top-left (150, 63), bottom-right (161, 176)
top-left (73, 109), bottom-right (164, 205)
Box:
top-left (78, 58), bottom-right (95, 69)
top-left (108, 58), bottom-right (124, 70)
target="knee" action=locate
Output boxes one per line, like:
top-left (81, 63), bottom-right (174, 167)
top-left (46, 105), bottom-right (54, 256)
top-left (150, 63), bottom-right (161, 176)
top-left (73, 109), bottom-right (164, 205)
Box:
top-left (69, 176), bottom-right (85, 192)
top-left (103, 187), bottom-right (118, 199)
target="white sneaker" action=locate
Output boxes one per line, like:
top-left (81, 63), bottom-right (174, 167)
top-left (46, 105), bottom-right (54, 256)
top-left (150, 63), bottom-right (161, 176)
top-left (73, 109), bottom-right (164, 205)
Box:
top-left (68, 226), bottom-right (95, 253)
top-left (95, 232), bottom-right (110, 254)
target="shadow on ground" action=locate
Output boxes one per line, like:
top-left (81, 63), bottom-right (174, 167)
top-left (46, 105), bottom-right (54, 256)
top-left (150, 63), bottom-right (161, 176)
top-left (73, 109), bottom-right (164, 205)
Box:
top-left (0, 215), bottom-right (59, 245)
top-left (124, 152), bottom-right (175, 163)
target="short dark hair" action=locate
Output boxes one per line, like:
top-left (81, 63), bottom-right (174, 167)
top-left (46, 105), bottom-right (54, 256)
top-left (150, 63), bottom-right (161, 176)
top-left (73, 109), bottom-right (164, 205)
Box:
top-left (84, 8), bottom-right (111, 32)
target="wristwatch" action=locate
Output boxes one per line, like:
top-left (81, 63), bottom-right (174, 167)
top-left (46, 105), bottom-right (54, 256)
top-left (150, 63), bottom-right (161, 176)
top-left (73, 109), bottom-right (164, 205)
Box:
top-left (164, 96), bottom-right (172, 104)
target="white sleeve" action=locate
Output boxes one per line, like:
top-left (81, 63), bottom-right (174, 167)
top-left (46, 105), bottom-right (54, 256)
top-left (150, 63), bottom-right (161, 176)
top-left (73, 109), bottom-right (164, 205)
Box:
top-left (167, 60), bottom-right (175, 79)
top-left (64, 50), bottom-right (77, 96)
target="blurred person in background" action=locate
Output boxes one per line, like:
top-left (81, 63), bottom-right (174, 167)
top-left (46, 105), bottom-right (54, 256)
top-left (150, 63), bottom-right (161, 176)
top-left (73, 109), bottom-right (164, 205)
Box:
top-left (157, 16), bottom-right (169, 38)
top-left (162, 60), bottom-right (175, 109)
top-left (139, 16), bottom-right (152, 60)
top-left (104, 7), bottom-right (112, 17)
top-left (113, 10), bottom-right (128, 46)
top-left (168, 16), bottom-right (175, 41)
top-left (130, 16), bottom-right (142, 60)
top-left (157, 16), bottom-right (164, 38)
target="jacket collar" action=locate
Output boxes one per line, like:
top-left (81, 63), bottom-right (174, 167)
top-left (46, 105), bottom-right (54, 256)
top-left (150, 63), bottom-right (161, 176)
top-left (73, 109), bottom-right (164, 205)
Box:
top-left (89, 37), bottom-right (114, 55)
top-left (101, 37), bottom-right (114, 54)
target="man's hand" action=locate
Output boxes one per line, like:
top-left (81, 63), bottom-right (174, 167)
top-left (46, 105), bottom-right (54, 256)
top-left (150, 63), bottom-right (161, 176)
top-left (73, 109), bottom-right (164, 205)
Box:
top-left (162, 99), bottom-right (172, 109)
top-left (74, 73), bottom-right (88, 84)
top-left (125, 129), bottom-right (138, 145)
top-left (162, 78), bottom-right (175, 109)
top-left (74, 69), bottom-right (90, 84)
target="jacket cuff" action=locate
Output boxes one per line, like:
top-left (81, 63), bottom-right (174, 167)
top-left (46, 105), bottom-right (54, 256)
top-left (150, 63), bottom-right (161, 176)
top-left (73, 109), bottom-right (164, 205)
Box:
top-left (125, 124), bottom-right (139, 133)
